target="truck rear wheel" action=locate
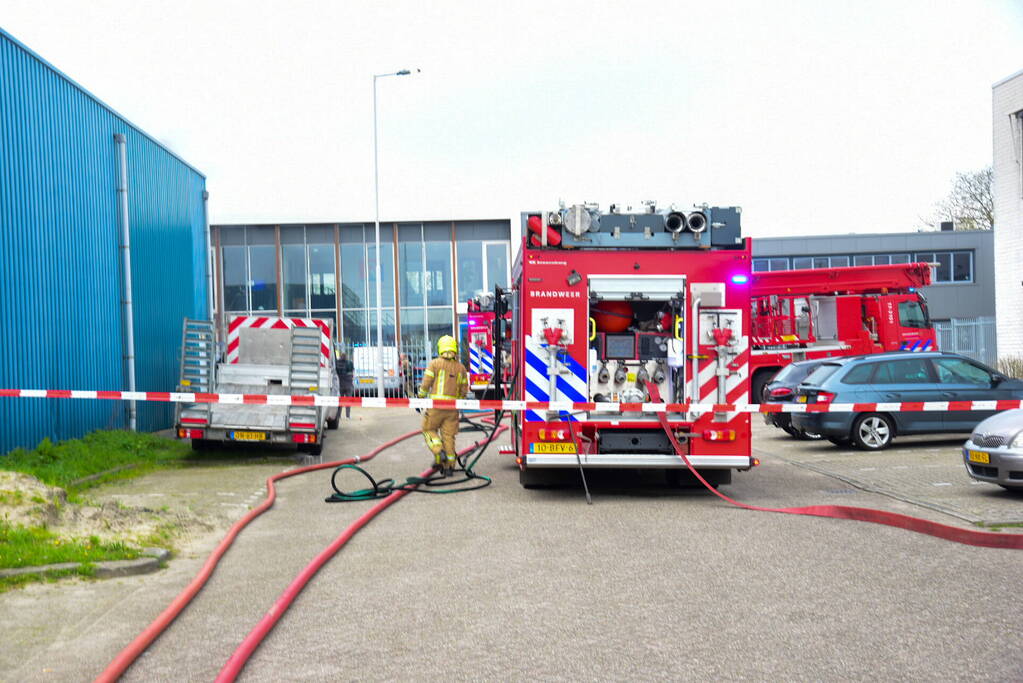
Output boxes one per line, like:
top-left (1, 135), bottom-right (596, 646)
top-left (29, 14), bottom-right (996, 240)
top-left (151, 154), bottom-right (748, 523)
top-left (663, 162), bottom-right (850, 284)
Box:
top-left (191, 438), bottom-right (212, 451)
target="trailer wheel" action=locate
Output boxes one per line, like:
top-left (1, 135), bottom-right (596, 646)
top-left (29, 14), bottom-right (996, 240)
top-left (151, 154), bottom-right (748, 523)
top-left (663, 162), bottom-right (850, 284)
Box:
top-left (326, 408), bottom-right (340, 430)
top-left (300, 442), bottom-right (324, 456)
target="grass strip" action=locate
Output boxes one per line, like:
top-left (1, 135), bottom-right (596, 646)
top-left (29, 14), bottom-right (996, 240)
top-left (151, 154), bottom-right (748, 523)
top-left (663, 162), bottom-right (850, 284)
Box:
top-left (0, 522), bottom-right (142, 570)
top-left (1, 430), bottom-right (191, 495)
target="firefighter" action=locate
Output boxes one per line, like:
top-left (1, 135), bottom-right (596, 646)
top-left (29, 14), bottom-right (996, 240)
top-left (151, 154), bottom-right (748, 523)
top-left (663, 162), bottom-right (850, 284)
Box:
top-left (418, 335), bottom-right (469, 476)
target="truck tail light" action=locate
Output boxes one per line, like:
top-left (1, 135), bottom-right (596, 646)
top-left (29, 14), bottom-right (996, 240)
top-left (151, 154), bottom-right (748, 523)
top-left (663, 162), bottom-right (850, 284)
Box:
top-left (178, 428), bottom-right (205, 439)
top-left (292, 433), bottom-right (318, 444)
top-left (538, 428), bottom-right (567, 441)
top-left (816, 391), bottom-right (836, 404)
top-left (702, 429), bottom-right (736, 442)
top-left (769, 387), bottom-right (793, 398)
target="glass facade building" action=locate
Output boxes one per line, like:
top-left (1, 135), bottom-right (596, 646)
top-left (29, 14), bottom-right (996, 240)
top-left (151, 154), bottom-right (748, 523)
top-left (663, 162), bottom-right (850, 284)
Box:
top-left (212, 220), bottom-right (511, 374)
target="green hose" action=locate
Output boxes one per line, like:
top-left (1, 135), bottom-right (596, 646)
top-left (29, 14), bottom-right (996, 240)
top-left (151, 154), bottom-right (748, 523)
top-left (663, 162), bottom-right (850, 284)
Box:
top-left (324, 412), bottom-right (502, 502)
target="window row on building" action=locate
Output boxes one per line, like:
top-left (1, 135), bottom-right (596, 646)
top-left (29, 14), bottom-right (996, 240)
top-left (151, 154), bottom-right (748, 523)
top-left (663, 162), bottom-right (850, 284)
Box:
top-left (212, 221), bottom-right (510, 360)
top-left (752, 250), bottom-right (974, 284)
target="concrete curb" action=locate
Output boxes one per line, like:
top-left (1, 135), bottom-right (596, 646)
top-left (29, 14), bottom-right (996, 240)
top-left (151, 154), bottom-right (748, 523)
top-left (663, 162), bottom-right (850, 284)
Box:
top-left (0, 548), bottom-right (171, 580)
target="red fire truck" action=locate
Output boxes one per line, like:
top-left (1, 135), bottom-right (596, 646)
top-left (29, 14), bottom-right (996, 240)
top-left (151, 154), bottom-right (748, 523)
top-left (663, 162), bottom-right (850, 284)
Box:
top-left (749, 262), bottom-right (938, 401)
top-left (504, 203), bottom-right (755, 488)
top-left (467, 294), bottom-right (500, 395)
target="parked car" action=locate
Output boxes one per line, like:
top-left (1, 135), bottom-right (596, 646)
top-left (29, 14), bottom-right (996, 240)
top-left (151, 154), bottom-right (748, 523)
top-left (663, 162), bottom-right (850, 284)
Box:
top-left (761, 359), bottom-right (828, 440)
top-left (962, 409), bottom-right (1023, 490)
top-left (791, 351), bottom-right (1023, 450)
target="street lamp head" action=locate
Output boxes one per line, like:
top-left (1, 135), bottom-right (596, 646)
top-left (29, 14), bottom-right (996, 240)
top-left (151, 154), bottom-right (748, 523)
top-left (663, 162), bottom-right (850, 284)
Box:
top-left (396, 68), bottom-right (420, 76)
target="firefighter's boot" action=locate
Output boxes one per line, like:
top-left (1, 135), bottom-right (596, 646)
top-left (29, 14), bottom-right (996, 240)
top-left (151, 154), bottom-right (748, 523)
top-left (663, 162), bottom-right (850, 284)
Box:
top-left (443, 454), bottom-right (457, 478)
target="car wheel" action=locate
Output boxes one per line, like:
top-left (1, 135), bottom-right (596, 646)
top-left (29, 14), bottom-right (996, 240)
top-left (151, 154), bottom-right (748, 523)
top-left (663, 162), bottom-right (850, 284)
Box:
top-left (851, 413), bottom-right (895, 451)
top-left (751, 369), bottom-right (774, 405)
top-left (785, 427), bottom-right (823, 441)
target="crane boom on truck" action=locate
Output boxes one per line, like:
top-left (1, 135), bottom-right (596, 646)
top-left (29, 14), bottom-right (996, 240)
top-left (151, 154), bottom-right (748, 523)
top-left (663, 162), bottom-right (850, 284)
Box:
top-left (503, 202), bottom-right (755, 488)
top-left (748, 262), bottom-right (938, 401)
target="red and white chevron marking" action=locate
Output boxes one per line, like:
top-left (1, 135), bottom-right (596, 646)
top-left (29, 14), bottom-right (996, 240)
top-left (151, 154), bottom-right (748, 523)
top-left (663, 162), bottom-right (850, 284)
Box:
top-left (2, 389), bottom-right (1021, 414)
top-left (226, 316), bottom-right (331, 366)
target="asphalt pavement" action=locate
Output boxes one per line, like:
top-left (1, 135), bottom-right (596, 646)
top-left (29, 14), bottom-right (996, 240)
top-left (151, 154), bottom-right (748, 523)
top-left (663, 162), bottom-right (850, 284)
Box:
top-left (1, 411), bottom-right (1021, 681)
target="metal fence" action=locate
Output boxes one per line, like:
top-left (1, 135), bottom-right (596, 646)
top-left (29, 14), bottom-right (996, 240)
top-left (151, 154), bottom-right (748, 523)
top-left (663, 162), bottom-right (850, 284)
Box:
top-left (333, 338), bottom-right (433, 398)
top-left (934, 317), bottom-right (997, 366)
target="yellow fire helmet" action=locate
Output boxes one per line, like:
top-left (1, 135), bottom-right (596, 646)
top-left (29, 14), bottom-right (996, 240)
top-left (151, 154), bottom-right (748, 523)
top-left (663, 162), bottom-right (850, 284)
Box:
top-left (437, 335), bottom-right (458, 356)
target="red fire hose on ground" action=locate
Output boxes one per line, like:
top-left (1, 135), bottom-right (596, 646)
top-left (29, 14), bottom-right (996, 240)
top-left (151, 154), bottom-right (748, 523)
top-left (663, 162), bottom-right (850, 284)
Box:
top-left (644, 383), bottom-right (1023, 551)
top-left (95, 418), bottom-right (505, 682)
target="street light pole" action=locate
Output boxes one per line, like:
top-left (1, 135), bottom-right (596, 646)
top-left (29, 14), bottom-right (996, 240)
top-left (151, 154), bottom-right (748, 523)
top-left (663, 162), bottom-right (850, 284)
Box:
top-left (372, 68), bottom-right (418, 398)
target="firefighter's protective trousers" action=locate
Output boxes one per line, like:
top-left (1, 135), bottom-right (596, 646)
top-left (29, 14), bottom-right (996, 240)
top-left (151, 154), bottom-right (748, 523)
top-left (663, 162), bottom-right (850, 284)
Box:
top-left (418, 354), bottom-right (469, 466)
top-left (421, 409), bottom-right (459, 465)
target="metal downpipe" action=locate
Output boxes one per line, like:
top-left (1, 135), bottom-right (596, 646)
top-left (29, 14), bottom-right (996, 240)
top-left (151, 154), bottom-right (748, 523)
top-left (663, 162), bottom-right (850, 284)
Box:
top-left (114, 133), bottom-right (136, 431)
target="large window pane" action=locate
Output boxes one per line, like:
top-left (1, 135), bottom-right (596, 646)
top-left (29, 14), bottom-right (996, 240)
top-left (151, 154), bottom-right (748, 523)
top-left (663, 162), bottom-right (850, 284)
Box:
top-left (934, 252), bottom-right (952, 282)
top-left (752, 259), bottom-right (770, 272)
top-left (340, 244), bottom-right (366, 308)
top-left (309, 245), bottom-right (336, 309)
top-left (342, 309), bottom-right (367, 347)
top-left (853, 255), bottom-right (873, 266)
top-left (486, 242), bottom-right (509, 292)
top-left (399, 242), bottom-right (425, 307)
top-left (769, 258), bottom-right (788, 271)
top-left (427, 307), bottom-right (453, 354)
top-left (792, 257), bottom-right (812, 270)
top-left (367, 243), bottom-right (395, 307)
top-left (368, 309), bottom-right (397, 346)
top-left (830, 256), bottom-right (849, 267)
top-left (953, 252), bottom-right (971, 282)
top-left (457, 241), bottom-right (484, 301)
top-left (812, 257), bottom-right (829, 269)
top-left (425, 242), bottom-right (453, 306)
top-left (283, 244), bottom-right (306, 313)
top-left (873, 254), bottom-right (890, 265)
top-left (891, 253), bottom-right (910, 264)
top-left (223, 246), bottom-right (247, 311)
top-left (249, 245), bottom-right (277, 312)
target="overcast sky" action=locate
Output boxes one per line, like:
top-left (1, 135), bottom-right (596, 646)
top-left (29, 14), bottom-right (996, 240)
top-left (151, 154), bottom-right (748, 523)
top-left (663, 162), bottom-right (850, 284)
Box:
top-left (2, 0), bottom-right (1022, 238)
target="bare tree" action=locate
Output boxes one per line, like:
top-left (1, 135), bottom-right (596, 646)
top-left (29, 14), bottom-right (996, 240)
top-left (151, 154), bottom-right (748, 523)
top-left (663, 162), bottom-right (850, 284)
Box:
top-left (924, 166), bottom-right (994, 231)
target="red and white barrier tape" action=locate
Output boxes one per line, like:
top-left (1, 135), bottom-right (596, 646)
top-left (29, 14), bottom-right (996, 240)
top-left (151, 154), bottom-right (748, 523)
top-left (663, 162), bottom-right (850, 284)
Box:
top-left (2, 389), bottom-right (1021, 414)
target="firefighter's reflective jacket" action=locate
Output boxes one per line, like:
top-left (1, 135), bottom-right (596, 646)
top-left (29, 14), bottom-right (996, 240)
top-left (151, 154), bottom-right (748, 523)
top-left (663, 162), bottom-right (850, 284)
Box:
top-left (418, 356), bottom-right (469, 400)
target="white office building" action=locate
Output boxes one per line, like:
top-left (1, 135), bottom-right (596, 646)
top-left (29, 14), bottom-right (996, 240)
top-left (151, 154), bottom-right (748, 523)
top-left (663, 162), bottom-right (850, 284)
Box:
top-left (993, 69), bottom-right (1023, 360)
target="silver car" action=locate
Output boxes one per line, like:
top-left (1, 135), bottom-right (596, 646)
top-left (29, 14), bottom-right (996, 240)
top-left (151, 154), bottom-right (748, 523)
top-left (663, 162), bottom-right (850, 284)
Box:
top-left (962, 409), bottom-right (1023, 490)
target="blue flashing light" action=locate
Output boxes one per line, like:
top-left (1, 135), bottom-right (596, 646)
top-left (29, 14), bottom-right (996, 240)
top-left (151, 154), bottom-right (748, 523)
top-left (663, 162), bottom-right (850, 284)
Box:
top-left (731, 274), bottom-right (750, 285)
top-left (908, 287), bottom-right (916, 293)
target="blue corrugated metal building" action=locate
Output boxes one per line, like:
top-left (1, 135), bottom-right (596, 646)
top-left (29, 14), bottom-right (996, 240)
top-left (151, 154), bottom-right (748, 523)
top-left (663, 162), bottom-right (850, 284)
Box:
top-left (0, 27), bottom-right (209, 453)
